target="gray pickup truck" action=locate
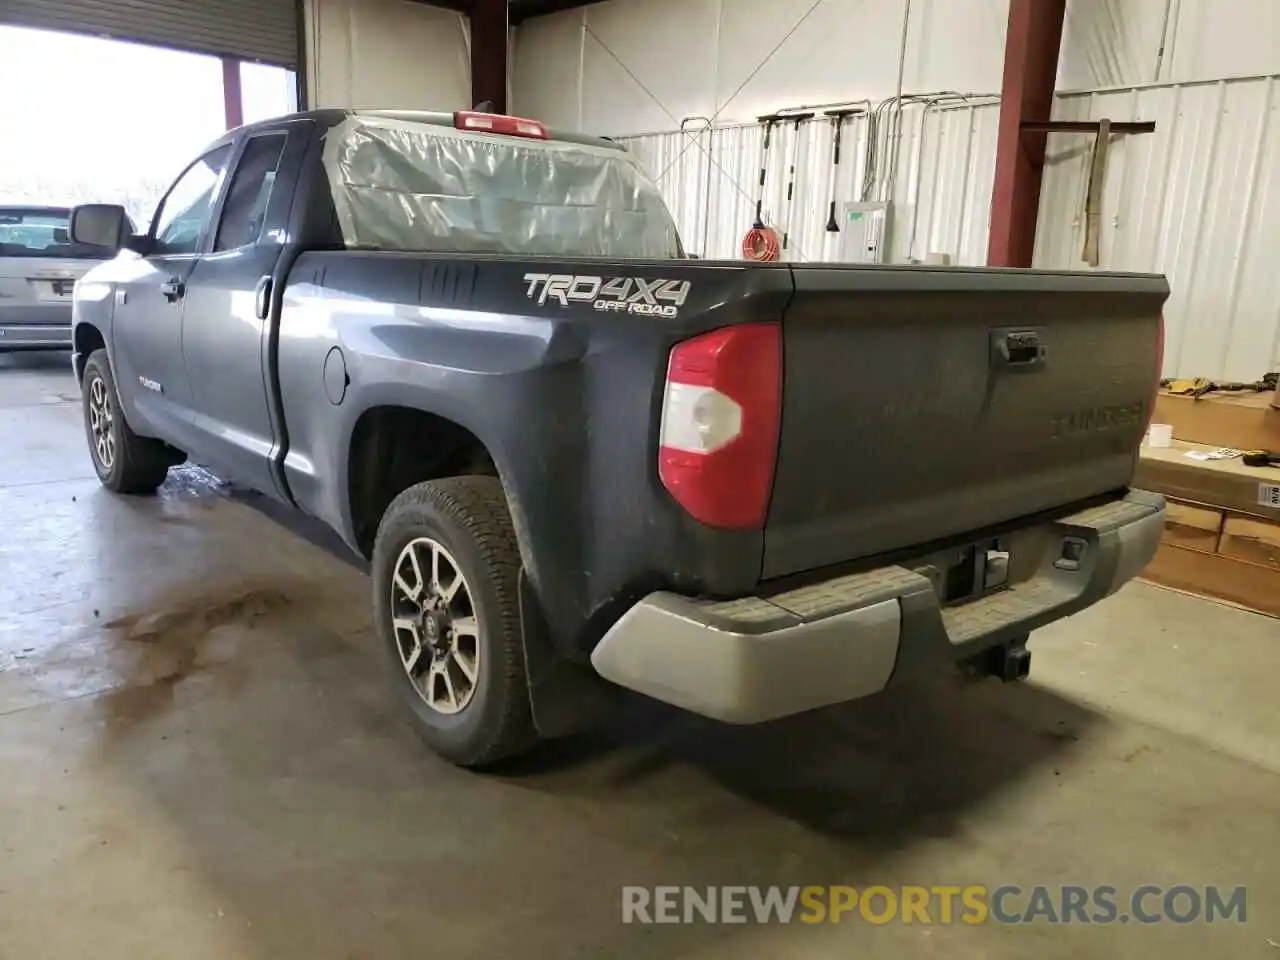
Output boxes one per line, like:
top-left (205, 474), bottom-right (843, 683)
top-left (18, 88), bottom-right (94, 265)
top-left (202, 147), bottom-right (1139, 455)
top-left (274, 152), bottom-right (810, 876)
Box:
top-left (68, 108), bottom-right (1169, 767)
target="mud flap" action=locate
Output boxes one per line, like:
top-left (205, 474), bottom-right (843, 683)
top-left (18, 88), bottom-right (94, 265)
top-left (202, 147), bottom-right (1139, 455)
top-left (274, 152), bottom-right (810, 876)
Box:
top-left (518, 570), bottom-right (616, 738)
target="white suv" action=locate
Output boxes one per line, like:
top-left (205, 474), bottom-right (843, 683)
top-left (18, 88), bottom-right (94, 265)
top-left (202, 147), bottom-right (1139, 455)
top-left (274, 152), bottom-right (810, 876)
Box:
top-left (0, 205), bottom-right (121, 351)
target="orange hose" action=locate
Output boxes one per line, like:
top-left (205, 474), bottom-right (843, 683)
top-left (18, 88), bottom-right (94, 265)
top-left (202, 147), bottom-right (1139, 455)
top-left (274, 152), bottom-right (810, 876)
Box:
top-left (742, 225), bottom-right (781, 262)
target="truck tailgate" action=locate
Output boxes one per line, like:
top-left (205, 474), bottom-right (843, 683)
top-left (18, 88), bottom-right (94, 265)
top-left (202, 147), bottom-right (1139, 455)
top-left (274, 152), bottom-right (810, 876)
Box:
top-left (763, 266), bottom-right (1169, 580)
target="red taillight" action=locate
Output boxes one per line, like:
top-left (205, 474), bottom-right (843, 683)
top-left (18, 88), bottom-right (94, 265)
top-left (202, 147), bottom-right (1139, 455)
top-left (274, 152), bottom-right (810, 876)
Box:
top-left (1149, 313), bottom-right (1165, 427)
top-left (658, 323), bottom-right (782, 529)
top-left (453, 111), bottom-right (549, 139)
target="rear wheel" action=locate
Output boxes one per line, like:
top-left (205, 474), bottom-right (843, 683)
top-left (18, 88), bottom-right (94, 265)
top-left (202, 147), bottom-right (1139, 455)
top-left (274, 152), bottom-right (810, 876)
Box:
top-left (372, 476), bottom-right (536, 767)
top-left (82, 349), bottom-right (172, 494)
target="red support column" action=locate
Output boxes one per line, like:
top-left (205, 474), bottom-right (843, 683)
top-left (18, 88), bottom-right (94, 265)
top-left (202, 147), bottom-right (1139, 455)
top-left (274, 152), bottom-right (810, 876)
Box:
top-left (222, 56), bottom-right (244, 130)
top-left (470, 0), bottom-right (509, 113)
top-left (986, 0), bottom-right (1067, 267)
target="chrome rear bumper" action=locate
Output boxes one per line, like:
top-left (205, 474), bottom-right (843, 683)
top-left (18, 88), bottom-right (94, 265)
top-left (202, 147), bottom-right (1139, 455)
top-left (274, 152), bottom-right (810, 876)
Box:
top-left (591, 491), bottom-right (1165, 723)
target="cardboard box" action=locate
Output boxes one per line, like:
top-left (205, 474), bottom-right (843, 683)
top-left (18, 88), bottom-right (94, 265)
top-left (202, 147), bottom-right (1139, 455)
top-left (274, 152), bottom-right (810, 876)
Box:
top-left (1219, 515), bottom-right (1280, 571)
top-left (1136, 441), bottom-right (1280, 522)
top-left (1152, 390), bottom-right (1280, 452)
top-left (1143, 542), bottom-right (1280, 618)
top-left (1139, 494), bottom-right (1280, 617)
top-left (1161, 501), bottom-right (1223, 553)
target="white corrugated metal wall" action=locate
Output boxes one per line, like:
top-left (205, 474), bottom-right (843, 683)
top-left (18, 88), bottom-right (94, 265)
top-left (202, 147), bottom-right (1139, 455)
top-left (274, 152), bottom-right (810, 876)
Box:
top-left (617, 99), bottom-right (1002, 265)
top-left (512, 0), bottom-right (1009, 132)
top-left (625, 83), bottom-right (1280, 378)
top-left (514, 0), bottom-right (1280, 378)
top-left (304, 0), bottom-right (471, 110)
top-left (1037, 75), bottom-right (1280, 381)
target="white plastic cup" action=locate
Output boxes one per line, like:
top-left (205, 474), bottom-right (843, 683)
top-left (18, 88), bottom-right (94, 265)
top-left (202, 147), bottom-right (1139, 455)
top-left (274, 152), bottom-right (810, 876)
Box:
top-left (1147, 423), bottom-right (1173, 448)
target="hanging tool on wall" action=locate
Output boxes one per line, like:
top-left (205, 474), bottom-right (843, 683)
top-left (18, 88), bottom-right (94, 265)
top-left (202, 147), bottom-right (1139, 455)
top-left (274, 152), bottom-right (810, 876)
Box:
top-left (824, 110), bottom-right (858, 233)
top-left (1016, 118), bottom-right (1155, 267)
top-left (1081, 118), bottom-right (1112, 267)
top-left (743, 114), bottom-right (782, 261)
top-left (679, 116), bottom-right (715, 257)
top-left (780, 113), bottom-right (815, 256)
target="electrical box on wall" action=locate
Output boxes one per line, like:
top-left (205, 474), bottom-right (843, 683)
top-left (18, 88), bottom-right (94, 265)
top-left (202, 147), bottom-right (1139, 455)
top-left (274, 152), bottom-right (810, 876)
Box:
top-left (839, 202), bottom-right (891, 264)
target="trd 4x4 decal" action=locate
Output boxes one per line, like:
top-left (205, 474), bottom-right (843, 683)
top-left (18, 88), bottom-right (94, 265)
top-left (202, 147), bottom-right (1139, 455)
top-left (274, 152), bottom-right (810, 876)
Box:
top-left (523, 273), bottom-right (691, 318)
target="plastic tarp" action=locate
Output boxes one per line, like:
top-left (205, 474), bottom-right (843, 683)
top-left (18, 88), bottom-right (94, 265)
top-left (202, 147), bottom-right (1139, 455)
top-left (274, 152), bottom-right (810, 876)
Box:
top-left (322, 115), bottom-right (682, 258)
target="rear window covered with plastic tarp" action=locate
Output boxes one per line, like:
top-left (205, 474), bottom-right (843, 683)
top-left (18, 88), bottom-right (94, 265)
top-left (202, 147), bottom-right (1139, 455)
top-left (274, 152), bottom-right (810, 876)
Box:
top-left (321, 116), bottom-right (682, 258)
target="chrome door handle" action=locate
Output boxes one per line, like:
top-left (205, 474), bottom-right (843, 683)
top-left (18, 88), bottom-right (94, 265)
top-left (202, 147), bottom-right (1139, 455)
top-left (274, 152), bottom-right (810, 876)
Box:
top-left (254, 275), bottom-right (273, 320)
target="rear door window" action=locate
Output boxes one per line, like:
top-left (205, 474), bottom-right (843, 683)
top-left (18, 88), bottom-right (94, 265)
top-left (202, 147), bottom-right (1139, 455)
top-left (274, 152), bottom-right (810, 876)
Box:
top-left (0, 208), bottom-right (113, 260)
top-left (214, 134), bottom-right (288, 251)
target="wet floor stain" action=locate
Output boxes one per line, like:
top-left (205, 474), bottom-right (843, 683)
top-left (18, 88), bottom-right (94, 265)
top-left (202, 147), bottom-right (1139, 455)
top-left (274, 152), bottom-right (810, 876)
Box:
top-left (104, 582), bottom-right (296, 645)
top-left (99, 580), bottom-right (324, 726)
top-left (157, 464), bottom-right (233, 502)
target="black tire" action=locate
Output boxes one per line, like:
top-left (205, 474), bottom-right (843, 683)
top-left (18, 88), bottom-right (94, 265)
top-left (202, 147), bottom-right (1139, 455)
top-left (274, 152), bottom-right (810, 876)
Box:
top-left (82, 349), bottom-right (172, 494)
top-left (372, 476), bottom-right (536, 767)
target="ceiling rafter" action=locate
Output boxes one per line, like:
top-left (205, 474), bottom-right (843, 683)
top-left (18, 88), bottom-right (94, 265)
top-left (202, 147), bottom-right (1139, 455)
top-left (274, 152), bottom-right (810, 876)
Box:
top-left (410, 0), bottom-right (607, 24)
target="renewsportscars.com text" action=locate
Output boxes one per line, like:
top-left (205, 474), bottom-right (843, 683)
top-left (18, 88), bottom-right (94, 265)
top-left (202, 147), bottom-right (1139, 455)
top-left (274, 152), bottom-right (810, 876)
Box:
top-left (621, 885), bottom-right (1247, 925)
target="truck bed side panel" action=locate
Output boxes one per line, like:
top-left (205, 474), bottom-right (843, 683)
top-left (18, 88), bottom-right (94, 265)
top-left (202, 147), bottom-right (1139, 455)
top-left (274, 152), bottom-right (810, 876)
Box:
top-left (277, 253), bottom-right (793, 655)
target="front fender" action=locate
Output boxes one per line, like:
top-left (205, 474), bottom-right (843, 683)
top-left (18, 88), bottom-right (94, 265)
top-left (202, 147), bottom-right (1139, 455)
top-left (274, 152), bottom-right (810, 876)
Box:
top-left (70, 272), bottom-right (116, 382)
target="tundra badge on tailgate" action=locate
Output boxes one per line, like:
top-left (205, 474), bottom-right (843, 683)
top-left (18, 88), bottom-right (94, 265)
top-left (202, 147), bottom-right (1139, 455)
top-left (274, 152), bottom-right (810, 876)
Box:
top-left (523, 274), bottom-right (690, 318)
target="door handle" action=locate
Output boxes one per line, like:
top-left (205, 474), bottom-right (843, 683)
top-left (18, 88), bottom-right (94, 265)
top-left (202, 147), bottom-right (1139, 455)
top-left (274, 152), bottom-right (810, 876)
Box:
top-left (254, 275), bottom-right (273, 321)
top-left (160, 277), bottom-right (185, 302)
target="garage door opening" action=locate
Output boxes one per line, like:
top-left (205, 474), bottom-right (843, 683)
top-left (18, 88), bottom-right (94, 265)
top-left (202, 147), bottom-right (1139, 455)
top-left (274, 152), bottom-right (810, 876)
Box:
top-left (0, 25), bottom-right (296, 227)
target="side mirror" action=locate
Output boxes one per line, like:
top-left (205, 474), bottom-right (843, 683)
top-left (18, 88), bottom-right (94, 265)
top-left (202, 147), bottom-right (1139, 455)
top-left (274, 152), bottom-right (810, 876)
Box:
top-left (69, 204), bottom-right (130, 250)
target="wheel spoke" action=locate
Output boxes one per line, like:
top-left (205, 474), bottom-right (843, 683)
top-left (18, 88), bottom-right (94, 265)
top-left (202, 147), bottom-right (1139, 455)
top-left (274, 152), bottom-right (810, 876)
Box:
top-left (451, 616), bottom-right (478, 637)
top-left (452, 648), bottom-right (477, 684)
top-left (430, 541), bottom-right (445, 596)
top-left (394, 544), bottom-right (425, 602)
top-left (440, 569), bottom-right (464, 604)
top-left (393, 617), bottom-right (423, 672)
top-left (393, 571), bottom-right (419, 603)
top-left (439, 665), bottom-right (458, 710)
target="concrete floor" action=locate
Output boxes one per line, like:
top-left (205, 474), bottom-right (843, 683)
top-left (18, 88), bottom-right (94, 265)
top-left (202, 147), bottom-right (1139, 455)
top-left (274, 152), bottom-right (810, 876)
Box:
top-left (0, 351), bottom-right (1277, 960)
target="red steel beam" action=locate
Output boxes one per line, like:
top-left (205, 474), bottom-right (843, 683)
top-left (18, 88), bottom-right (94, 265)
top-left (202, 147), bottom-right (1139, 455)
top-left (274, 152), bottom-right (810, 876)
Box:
top-left (987, 0), bottom-right (1067, 267)
top-left (222, 56), bottom-right (244, 130)
top-left (470, 0), bottom-right (509, 113)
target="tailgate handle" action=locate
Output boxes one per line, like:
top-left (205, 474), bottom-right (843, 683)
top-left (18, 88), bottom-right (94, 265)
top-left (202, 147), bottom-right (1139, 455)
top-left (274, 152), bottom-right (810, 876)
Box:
top-left (991, 330), bottom-right (1046, 371)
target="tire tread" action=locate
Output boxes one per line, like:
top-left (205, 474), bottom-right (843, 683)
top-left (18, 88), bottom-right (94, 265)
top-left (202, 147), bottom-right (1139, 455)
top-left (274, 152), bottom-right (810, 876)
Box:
top-left (374, 476), bottom-right (535, 767)
top-left (83, 349), bottom-right (171, 494)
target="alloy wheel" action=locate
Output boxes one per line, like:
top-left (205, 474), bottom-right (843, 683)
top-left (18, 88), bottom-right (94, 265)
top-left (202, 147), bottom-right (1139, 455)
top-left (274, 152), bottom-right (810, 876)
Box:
top-left (390, 537), bottom-right (481, 715)
top-left (87, 376), bottom-right (115, 471)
